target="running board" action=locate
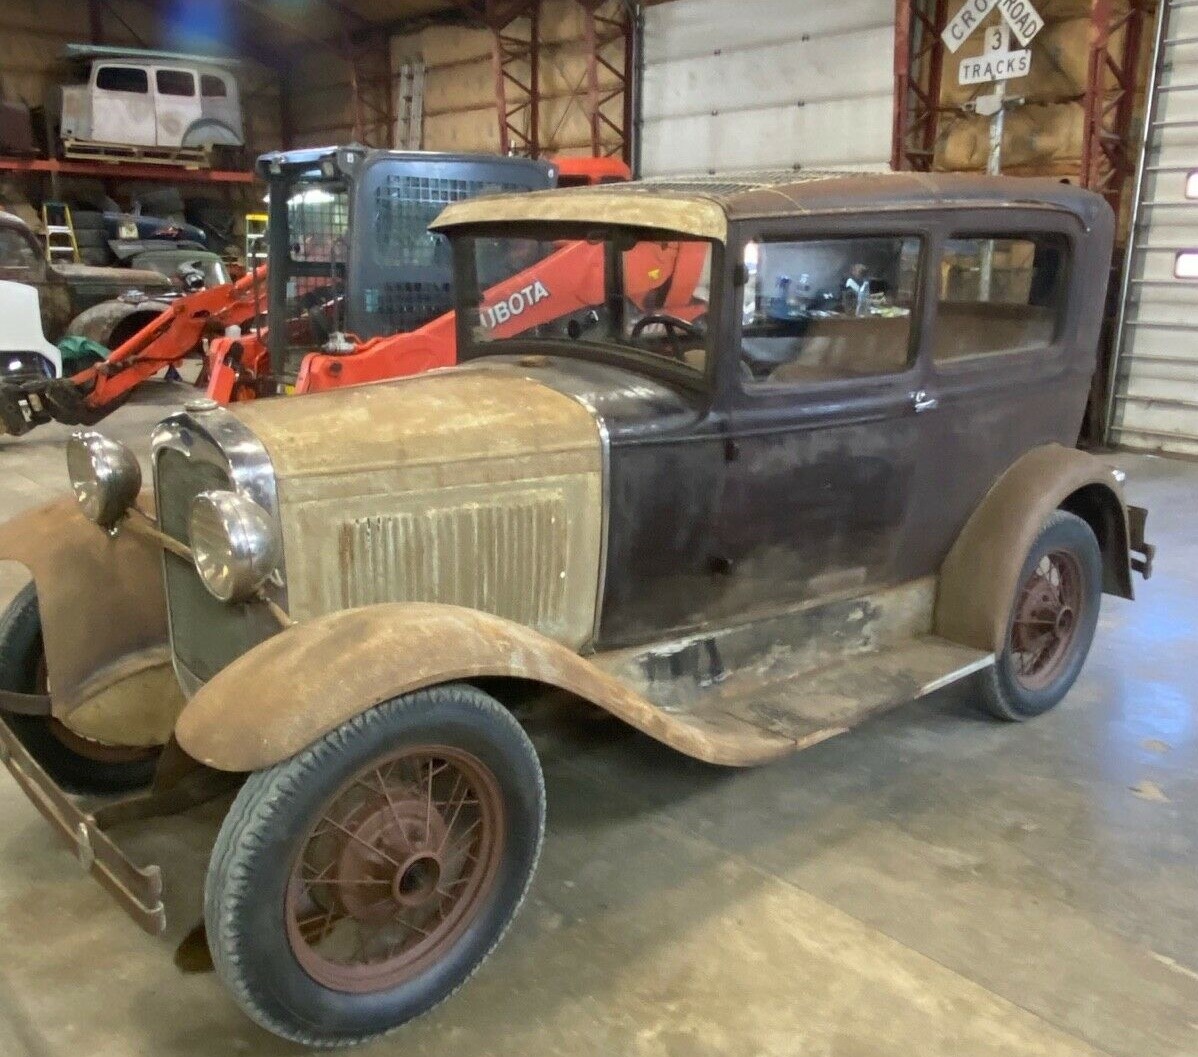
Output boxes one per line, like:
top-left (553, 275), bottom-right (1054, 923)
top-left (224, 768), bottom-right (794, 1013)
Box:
top-left (594, 633), bottom-right (994, 766)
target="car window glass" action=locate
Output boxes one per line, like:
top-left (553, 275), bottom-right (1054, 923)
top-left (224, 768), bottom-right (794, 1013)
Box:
top-left (934, 236), bottom-right (1066, 362)
top-left (96, 66), bottom-right (148, 93)
top-left (0, 227), bottom-right (39, 279)
top-left (740, 236), bottom-right (919, 385)
top-left (466, 232), bottom-right (713, 376)
top-left (200, 74), bottom-right (227, 98)
top-left (156, 69), bottom-right (196, 97)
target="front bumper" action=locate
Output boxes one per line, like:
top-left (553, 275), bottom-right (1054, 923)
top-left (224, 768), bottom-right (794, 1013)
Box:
top-left (0, 716), bottom-right (166, 935)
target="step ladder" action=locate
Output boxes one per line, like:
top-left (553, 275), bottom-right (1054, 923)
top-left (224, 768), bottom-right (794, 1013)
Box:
top-left (40, 201), bottom-right (80, 263)
top-left (394, 60), bottom-right (426, 150)
top-left (244, 212), bottom-right (268, 268)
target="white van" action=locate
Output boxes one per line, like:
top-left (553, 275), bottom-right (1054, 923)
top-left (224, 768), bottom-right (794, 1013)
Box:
top-left (58, 44), bottom-right (244, 153)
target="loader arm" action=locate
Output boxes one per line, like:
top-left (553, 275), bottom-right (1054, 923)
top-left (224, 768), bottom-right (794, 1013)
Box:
top-left (0, 267), bottom-right (266, 436)
top-left (293, 238), bottom-right (708, 394)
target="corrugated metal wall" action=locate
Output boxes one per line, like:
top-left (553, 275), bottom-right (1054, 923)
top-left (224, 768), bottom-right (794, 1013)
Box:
top-left (1107, 0), bottom-right (1198, 456)
top-left (641, 0), bottom-right (895, 176)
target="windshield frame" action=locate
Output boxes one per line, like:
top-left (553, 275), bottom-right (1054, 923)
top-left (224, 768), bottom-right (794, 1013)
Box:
top-left (449, 221), bottom-right (723, 394)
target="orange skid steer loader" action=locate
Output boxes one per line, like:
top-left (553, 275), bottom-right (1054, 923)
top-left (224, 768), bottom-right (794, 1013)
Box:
top-left (0, 146), bottom-right (703, 437)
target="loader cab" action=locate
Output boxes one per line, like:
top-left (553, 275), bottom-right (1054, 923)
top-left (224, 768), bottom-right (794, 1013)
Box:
top-left (259, 146), bottom-right (555, 380)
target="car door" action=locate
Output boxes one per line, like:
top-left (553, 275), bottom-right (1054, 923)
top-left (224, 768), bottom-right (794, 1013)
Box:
top-left (152, 67), bottom-right (202, 147)
top-left (907, 211), bottom-right (1085, 564)
top-left (714, 217), bottom-right (937, 612)
top-left (90, 65), bottom-right (155, 145)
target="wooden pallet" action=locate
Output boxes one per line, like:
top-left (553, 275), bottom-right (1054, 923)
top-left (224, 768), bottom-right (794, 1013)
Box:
top-left (62, 139), bottom-right (211, 170)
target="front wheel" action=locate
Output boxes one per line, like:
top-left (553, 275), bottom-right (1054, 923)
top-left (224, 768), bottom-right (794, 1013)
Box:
top-left (979, 510), bottom-right (1103, 721)
top-left (204, 683), bottom-right (546, 1048)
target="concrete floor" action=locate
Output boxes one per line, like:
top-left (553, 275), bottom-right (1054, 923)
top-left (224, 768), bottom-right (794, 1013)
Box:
top-left (0, 385), bottom-right (1196, 1057)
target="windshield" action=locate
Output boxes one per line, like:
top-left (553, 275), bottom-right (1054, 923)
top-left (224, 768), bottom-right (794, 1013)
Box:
top-left (458, 228), bottom-right (715, 376)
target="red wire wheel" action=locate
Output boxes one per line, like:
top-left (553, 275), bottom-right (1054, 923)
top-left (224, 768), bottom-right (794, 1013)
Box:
top-left (1008, 549), bottom-right (1086, 693)
top-left (285, 745), bottom-right (506, 993)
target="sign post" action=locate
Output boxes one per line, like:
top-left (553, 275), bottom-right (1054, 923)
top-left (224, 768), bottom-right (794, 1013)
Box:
top-left (941, 0), bottom-right (1043, 299)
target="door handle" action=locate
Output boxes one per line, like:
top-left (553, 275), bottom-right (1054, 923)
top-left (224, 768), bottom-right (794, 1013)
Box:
top-left (912, 390), bottom-right (939, 413)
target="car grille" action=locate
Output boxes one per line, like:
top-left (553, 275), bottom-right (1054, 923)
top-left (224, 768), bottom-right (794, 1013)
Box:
top-left (155, 447), bottom-right (277, 685)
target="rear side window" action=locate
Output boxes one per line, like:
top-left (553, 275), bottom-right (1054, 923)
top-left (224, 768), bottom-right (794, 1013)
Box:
top-left (200, 74), bottom-right (228, 98)
top-left (95, 66), bottom-right (148, 93)
top-left (739, 235), bottom-right (921, 385)
top-left (156, 69), bottom-right (196, 97)
top-left (934, 236), bottom-right (1068, 363)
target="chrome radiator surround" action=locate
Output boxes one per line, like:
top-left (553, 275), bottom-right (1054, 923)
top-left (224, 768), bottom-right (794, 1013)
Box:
top-left (151, 404), bottom-right (287, 696)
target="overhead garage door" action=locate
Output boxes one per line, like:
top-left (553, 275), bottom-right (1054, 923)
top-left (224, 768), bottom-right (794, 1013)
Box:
top-left (641, 0), bottom-right (895, 176)
top-left (1107, 0), bottom-right (1198, 456)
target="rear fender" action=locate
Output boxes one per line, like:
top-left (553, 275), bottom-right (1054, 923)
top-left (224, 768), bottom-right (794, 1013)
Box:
top-left (175, 603), bottom-right (740, 771)
top-left (935, 444), bottom-right (1132, 653)
top-left (0, 496), bottom-right (178, 738)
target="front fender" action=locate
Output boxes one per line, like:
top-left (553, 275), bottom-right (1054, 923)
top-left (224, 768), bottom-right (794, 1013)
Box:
top-left (0, 497), bottom-right (180, 740)
top-left (934, 444), bottom-right (1130, 653)
top-left (175, 603), bottom-right (746, 771)
top-left (66, 298), bottom-right (172, 349)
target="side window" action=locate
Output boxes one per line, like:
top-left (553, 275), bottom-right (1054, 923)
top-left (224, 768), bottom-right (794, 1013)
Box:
top-left (934, 236), bottom-right (1067, 363)
top-left (740, 236), bottom-right (920, 385)
top-left (156, 69), bottom-right (196, 97)
top-left (200, 74), bottom-right (228, 99)
top-left (95, 66), bottom-right (148, 93)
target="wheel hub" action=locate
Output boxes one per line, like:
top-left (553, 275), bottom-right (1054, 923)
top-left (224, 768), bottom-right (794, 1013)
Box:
top-left (335, 799), bottom-right (448, 922)
top-left (285, 745), bottom-right (505, 993)
top-left (1010, 549), bottom-right (1084, 691)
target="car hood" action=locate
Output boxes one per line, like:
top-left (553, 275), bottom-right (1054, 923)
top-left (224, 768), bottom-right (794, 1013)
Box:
top-left (232, 364), bottom-right (600, 486)
top-left (229, 364), bottom-right (606, 643)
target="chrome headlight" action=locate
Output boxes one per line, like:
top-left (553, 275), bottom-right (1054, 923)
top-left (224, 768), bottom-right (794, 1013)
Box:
top-left (189, 490), bottom-right (279, 603)
top-left (66, 431), bottom-right (142, 528)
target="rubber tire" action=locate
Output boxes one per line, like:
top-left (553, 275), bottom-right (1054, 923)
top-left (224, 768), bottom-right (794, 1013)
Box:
top-left (79, 247), bottom-right (113, 266)
top-left (205, 683), bottom-right (546, 1048)
top-left (69, 209), bottom-right (106, 231)
top-left (979, 510), bottom-right (1102, 721)
top-left (73, 228), bottom-right (108, 250)
top-left (0, 583), bottom-right (159, 793)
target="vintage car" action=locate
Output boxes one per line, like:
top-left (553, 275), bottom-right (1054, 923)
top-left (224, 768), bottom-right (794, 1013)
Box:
top-left (57, 44), bottom-right (244, 158)
top-left (0, 173), bottom-right (1154, 1046)
top-left (0, 210), bottom-right (174, 344)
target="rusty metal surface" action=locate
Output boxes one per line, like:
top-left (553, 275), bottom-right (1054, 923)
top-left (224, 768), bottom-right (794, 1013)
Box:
top-left (232, 368), bottom-right (604, 647)
top-left (0, 497), bottom-right (171, 722)
top-left (431, 172), bottom-right (1113, 239)
top-left (173, 603), bottom-right (798, 771)
top-left (935, 445), bottom-right (1132, 653)
top-left (65, 298), bottom-right (172, 347)
top-left (0, 715), bottom-right (165, 935)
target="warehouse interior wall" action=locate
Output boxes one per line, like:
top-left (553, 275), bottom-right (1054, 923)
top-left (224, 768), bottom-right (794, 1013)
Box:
top-left (286, 0), bottom-right (627, 158)
top-left (640, 0), bottom-right (896, 176)
top-left (935, 0), bottom-right (1151, 182)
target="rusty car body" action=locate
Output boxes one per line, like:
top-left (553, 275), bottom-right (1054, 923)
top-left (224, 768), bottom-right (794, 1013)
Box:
top-left (0, 211), bottom-right (173, 343)
top-left (0, 172), bottom-right (1153, 1046)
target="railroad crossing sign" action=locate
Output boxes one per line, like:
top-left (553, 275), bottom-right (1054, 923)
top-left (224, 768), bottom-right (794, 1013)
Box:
top-left (942, 0), bottom-right (1044, 54)
top-left (958, 23), bottom-right (1031, 85)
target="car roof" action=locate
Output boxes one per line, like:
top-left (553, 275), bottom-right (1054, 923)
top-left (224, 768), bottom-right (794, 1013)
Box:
top-left (430, 170), bottom-right (1111, 242)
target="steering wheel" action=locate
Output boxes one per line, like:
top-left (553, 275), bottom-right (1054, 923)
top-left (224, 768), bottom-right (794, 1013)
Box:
top-left (629, 312), bottom-right (704, 359)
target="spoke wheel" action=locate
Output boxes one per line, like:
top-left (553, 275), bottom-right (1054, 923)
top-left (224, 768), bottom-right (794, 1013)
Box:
top-left (1009, 549), bottom-right (1085, 692)
top-left (285, 745), bottom-right (505, 993)
top-left (979, 510), bottom-right (1103, 722)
